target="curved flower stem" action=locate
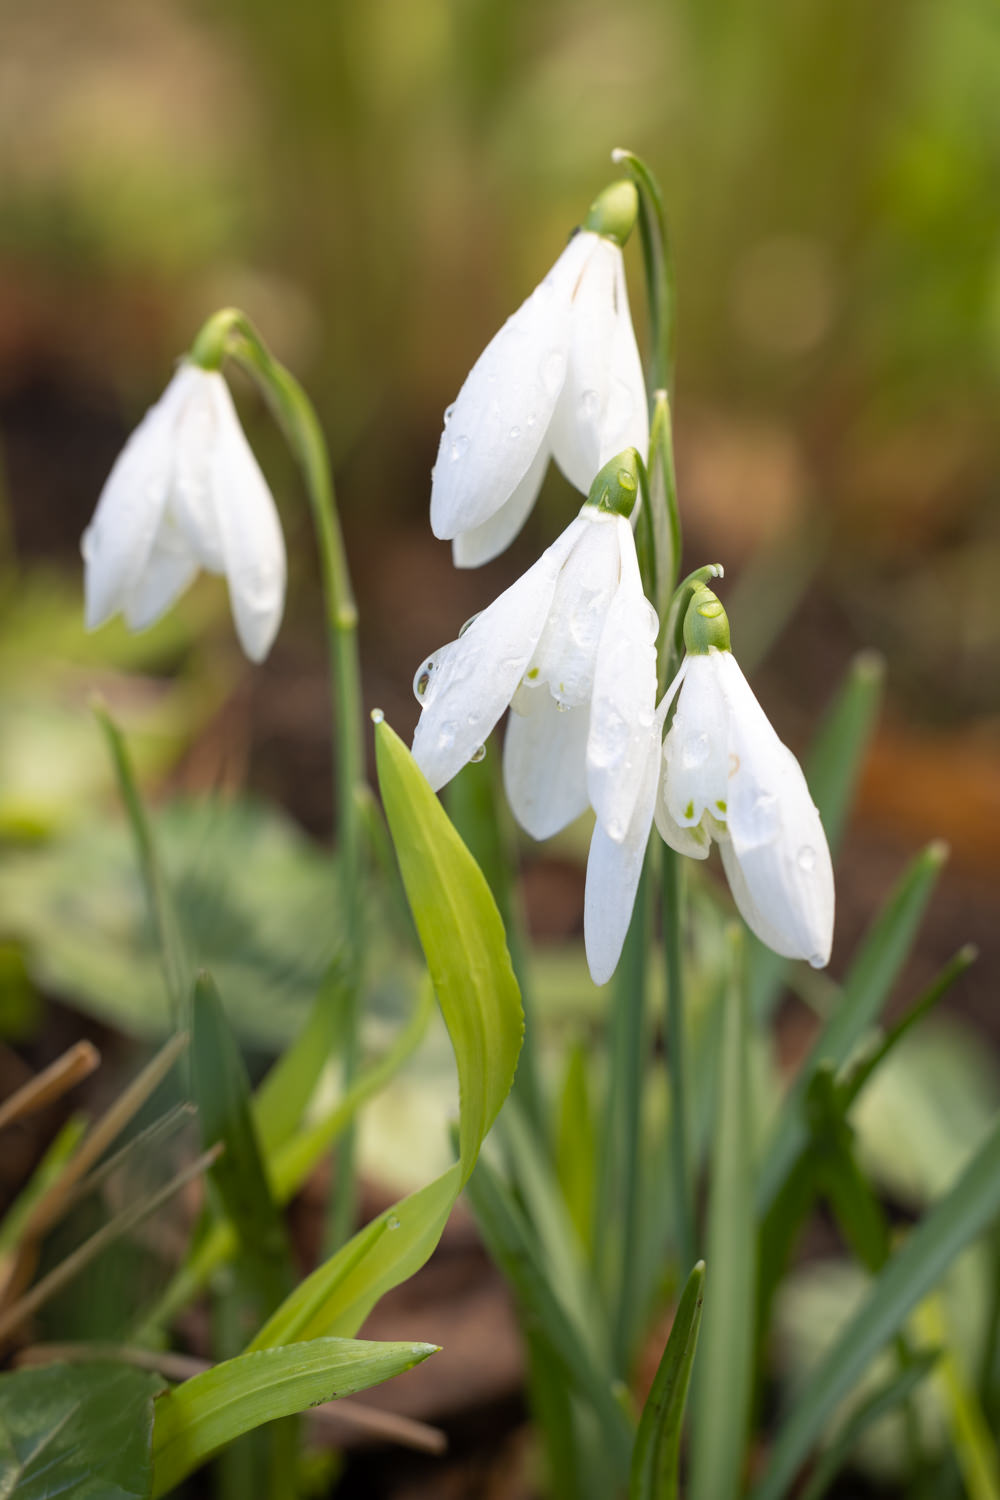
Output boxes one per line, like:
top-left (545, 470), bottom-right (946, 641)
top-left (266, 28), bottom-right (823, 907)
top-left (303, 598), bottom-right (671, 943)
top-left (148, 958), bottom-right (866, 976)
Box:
top-left (191, 308), bottom-right (365, 1248)
top-left (611, 148), bottom-right (675, 397)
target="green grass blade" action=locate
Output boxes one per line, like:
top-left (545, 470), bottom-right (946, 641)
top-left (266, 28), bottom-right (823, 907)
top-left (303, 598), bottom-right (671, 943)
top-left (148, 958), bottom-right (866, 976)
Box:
top-left (555, 1043), bottom-right (597, 1254)
top-left (464, 1151), bottom-right (635, 1482)
top-left (630, 1260), bottom-right (706, 1500)
top-left (0, 1115), bottom-right (87, 1255)
top-left (150, 1337), bottom-right (437, 1495)
top-left (244, 720), bottom-right (523, 1347)
top-left (751, 1114), bottom-right (1000, 1500)
top-left (94, 701), bottom-right (189, 1023)
top-left (690, 931), bottom-right (755, 1500)
top-left (758, 841), bottom-right (947, 1212)
top-left (798, 1351), bottom-right (939, 1500)
top-left (191, 971), bottom-right (292, 1312)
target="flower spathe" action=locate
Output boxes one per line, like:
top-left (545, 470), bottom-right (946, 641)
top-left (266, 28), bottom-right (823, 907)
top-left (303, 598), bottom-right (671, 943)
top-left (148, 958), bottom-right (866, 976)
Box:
top-left (429, 218), bottom-right (648, 569)
top-left (411, 481), bottom-right (659, 985)
top-left (655, 647), bottom-right (835, 967)
top-left (82, 362), bottom-right (286, 662)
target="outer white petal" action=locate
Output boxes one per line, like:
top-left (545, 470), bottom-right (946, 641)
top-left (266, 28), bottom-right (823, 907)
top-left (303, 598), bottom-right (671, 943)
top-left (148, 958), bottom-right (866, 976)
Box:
top-left (429, 234), bottom-right (593, 540)
top-left (718, 653), bottom-right (835, 967)
top-left (660, 653), bottom-right (731, 832)
top-left (412, 516), bottom-right (588, 791)
top-left (207, 376), bottom-right (287, 662)
top-left (170, 369), bottom-right (225, 571)
top-left (651, 660), bottom-right (711, 858)
top-left (548, 235), bottom-right (619, 492)
top-left (584, 707), bottom-right (662, 985)
top-left (587, 516), bottom-right (659, 841)
top-left (600, 251), bottom-right (649, 464)
top-left (122, 536), bottom-right (199, 631)
top-left (82, 366), bottom-right (193, 630)
top-left (502, 687), bottom-right (590, 839)
top-left (719, 837), bottom-right (801, 958)
top-left (529, 509), bottom-right (620, 707)
top-left (451, 441), bottom-right (550, 568)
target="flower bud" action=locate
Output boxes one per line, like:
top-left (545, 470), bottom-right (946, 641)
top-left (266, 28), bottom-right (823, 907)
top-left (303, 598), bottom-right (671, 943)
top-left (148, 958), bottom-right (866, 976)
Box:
top-left (683, 585), bottom-right (731, 654)
top-left (583, 180), bottom-right (640, 246)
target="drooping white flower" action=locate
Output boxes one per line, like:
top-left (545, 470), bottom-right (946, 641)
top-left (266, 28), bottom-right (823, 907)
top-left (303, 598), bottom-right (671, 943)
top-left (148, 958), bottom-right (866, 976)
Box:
top-left (413, 452), bottom-right (659, 983)
top-left (82, 362), bottom-right (286, 662)
top-left (654, 643), bottom-right (835, 968)
top-left (430, 183), bottom-right (648, 568)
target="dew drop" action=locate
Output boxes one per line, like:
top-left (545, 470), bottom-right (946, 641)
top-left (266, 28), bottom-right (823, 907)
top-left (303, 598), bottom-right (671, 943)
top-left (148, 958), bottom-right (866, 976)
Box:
top-left (386, 1214), bottom-right (400, 1231)
top-left (370, 708), bottom-right (385, 724)
top-left (797, 844), bottom-right (816, 872)
top-left (458, 612), bottom-right (480, 637)
top-left (607, 818), bottom-right (625, 841)
top-left (579, 388), bottom-right (601, 421)
top-left (509, 425), bottom-right (521, 440)
top-left (449, 435), bottom-right (470, 462)
top-left (443, 402), bottom-right (456, 426)
top-left (469, 744), bottom-right (487, 763)
top-left (413, 656), bottom-right (435, 703)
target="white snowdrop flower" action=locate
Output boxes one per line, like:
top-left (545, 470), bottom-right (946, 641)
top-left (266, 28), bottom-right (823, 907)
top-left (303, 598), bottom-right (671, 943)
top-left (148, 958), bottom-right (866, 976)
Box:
top-left (654, 590), bottom-right (835, 967)
top-left (430, 181), bottom-right (649, 568)
top-left (82, 362), bottom-right (286, 662)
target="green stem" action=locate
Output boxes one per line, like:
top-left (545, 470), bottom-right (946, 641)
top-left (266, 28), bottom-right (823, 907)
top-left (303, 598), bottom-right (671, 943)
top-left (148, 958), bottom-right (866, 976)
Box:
top-left (612, 860), bottom-right (650, 1375)
top-left (191, 308), bottom-right (365, 1251)
top-left (662, 843), bottom-right (695, 1275)
top-left (611, 148), bottom-right (675, 396)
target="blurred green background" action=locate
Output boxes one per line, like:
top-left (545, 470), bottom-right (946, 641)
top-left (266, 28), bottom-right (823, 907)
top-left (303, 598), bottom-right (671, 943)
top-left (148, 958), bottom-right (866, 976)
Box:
top-left (0, 0), bottom-right (998, 1023)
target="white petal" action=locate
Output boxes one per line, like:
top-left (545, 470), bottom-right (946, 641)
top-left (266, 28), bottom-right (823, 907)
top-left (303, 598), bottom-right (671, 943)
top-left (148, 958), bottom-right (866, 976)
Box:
top-left (451, 440), bottom-right (550, 568)
top-left (169, 369), bottom-right (225, 571)
top-left (587, 516), bottom-right (659, 840)
top-left (429, 234), bottom-right (593, 540)
top-left (122, 538), bottom-right (199, 631)
top-left (82, 366), bottom-right (194, 630)
top-left (207, 377), bottom-right (287, 662)
top-left (660, 653), bottom-right (731, 832)
top-left (503, 687), bottom-right (590, 839)
top-left (529, 509), bottom-right (620, 707)
top-left (548, 237), bottom-right (648, 494)
top-left (719, 836), bottom-right (801, 957)
top-left (412, 516), bottom-right (588, 791)
top-left (717, 653), bottom-right (835, 967)
top-left (584, 711), bottom-right (661, 985)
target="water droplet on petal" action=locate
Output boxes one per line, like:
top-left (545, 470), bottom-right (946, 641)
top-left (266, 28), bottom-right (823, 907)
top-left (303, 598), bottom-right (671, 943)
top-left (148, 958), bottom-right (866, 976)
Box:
top-left (386, 1214), bottom-right (400, 1231)
top-left (797, 844), bottom-right (816, 872)
top-left (449, 435), bottom-right (470, 462)
top-left (443, 402), bottom-right (456, 426)
top-left (459, 612), bottom-right (480, 637)
top-left (607, 818), bottom-right (625, 841)
top-left (509, 425), bottom-right (521, 440)
top-left (469, 744), bottom-right (487, 763)
top-left (413, 655), bottom-right (436, 703)
top-left (578, 388), bottom-right (601, 422)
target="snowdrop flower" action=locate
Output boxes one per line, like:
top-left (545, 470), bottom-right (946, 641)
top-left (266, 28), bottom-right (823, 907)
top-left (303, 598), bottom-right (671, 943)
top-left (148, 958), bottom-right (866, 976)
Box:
top-left (82, 361), bottom-right (286, 662)
top-left (654, 588), bottom-right (835, 967)
top-left (430, 181), bottom-right (649, 568)
top-left (412, 451), bottom-right (659, 982)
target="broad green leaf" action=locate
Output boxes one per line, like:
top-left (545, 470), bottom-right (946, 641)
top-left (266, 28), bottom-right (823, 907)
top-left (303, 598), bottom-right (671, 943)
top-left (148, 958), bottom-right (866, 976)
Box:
top-left (631, 1260), bottom-right (707, 1500)
top-left (798, 1352), bottom-right (938, 1500)
top-left (758, 841), bottom-right (947, 1211)
top-left (151, 1337), bottom-right (437, 1496)
top-left (376, 720), bottom-right (522, 1181)
top-left (191, 971), bottom-right (291, 1311)
top-left (0, 1361), bottom-right (163, 1500)
top-left (464, 1150), bottom-right (634, 1481)
top-left (690, 933), bottom-right (754, 1500)
top-left (748, 650), bottom-right (885, 1023)
top-left (752, 1113), bottom-right (1000, 1500)
top-left (0, 798), bottom-right (345, 1048)
top-left (245, 721), bottom-right (522, 1347)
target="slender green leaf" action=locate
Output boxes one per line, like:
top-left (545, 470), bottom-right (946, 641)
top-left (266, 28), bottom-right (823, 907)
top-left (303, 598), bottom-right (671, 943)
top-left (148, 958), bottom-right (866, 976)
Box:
top-left (555, 1043), bottom-right (597, 1253)
top-left (748, 650), bottom-right (885, 1023)
top-left (0, 1361), bottom-right (163, 1500)
top-left (191, 971), bottom-right (291, 1312)
top-left (245, 721), bottom-right (522, 1346)
top-left (630, 1260), bottom-right (706, 1500)
top-left (0, 1114), bottom-right (87, 1255)
top-left (464, 1151), bottom-right (635, 1481)
top-left (151, 1338), bottom-right (437, 1495)
top-left (752, 1114), bottom-right (1000, 1500)
top-left (252, 958), bottom-right (353, 1154)
top-left (94, 701), bottom-right (190, 1022)
top-left (798, 1352), bottom-right (939, 1500)
top-left (691, 932), bottom-right (754, 1500)
top-left (758, 841), bottom-right (947, 1211)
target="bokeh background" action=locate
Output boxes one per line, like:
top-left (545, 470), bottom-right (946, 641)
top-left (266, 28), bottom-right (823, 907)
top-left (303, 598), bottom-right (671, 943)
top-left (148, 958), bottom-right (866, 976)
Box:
top-left (1, 0), bottom-right (999, 1490)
